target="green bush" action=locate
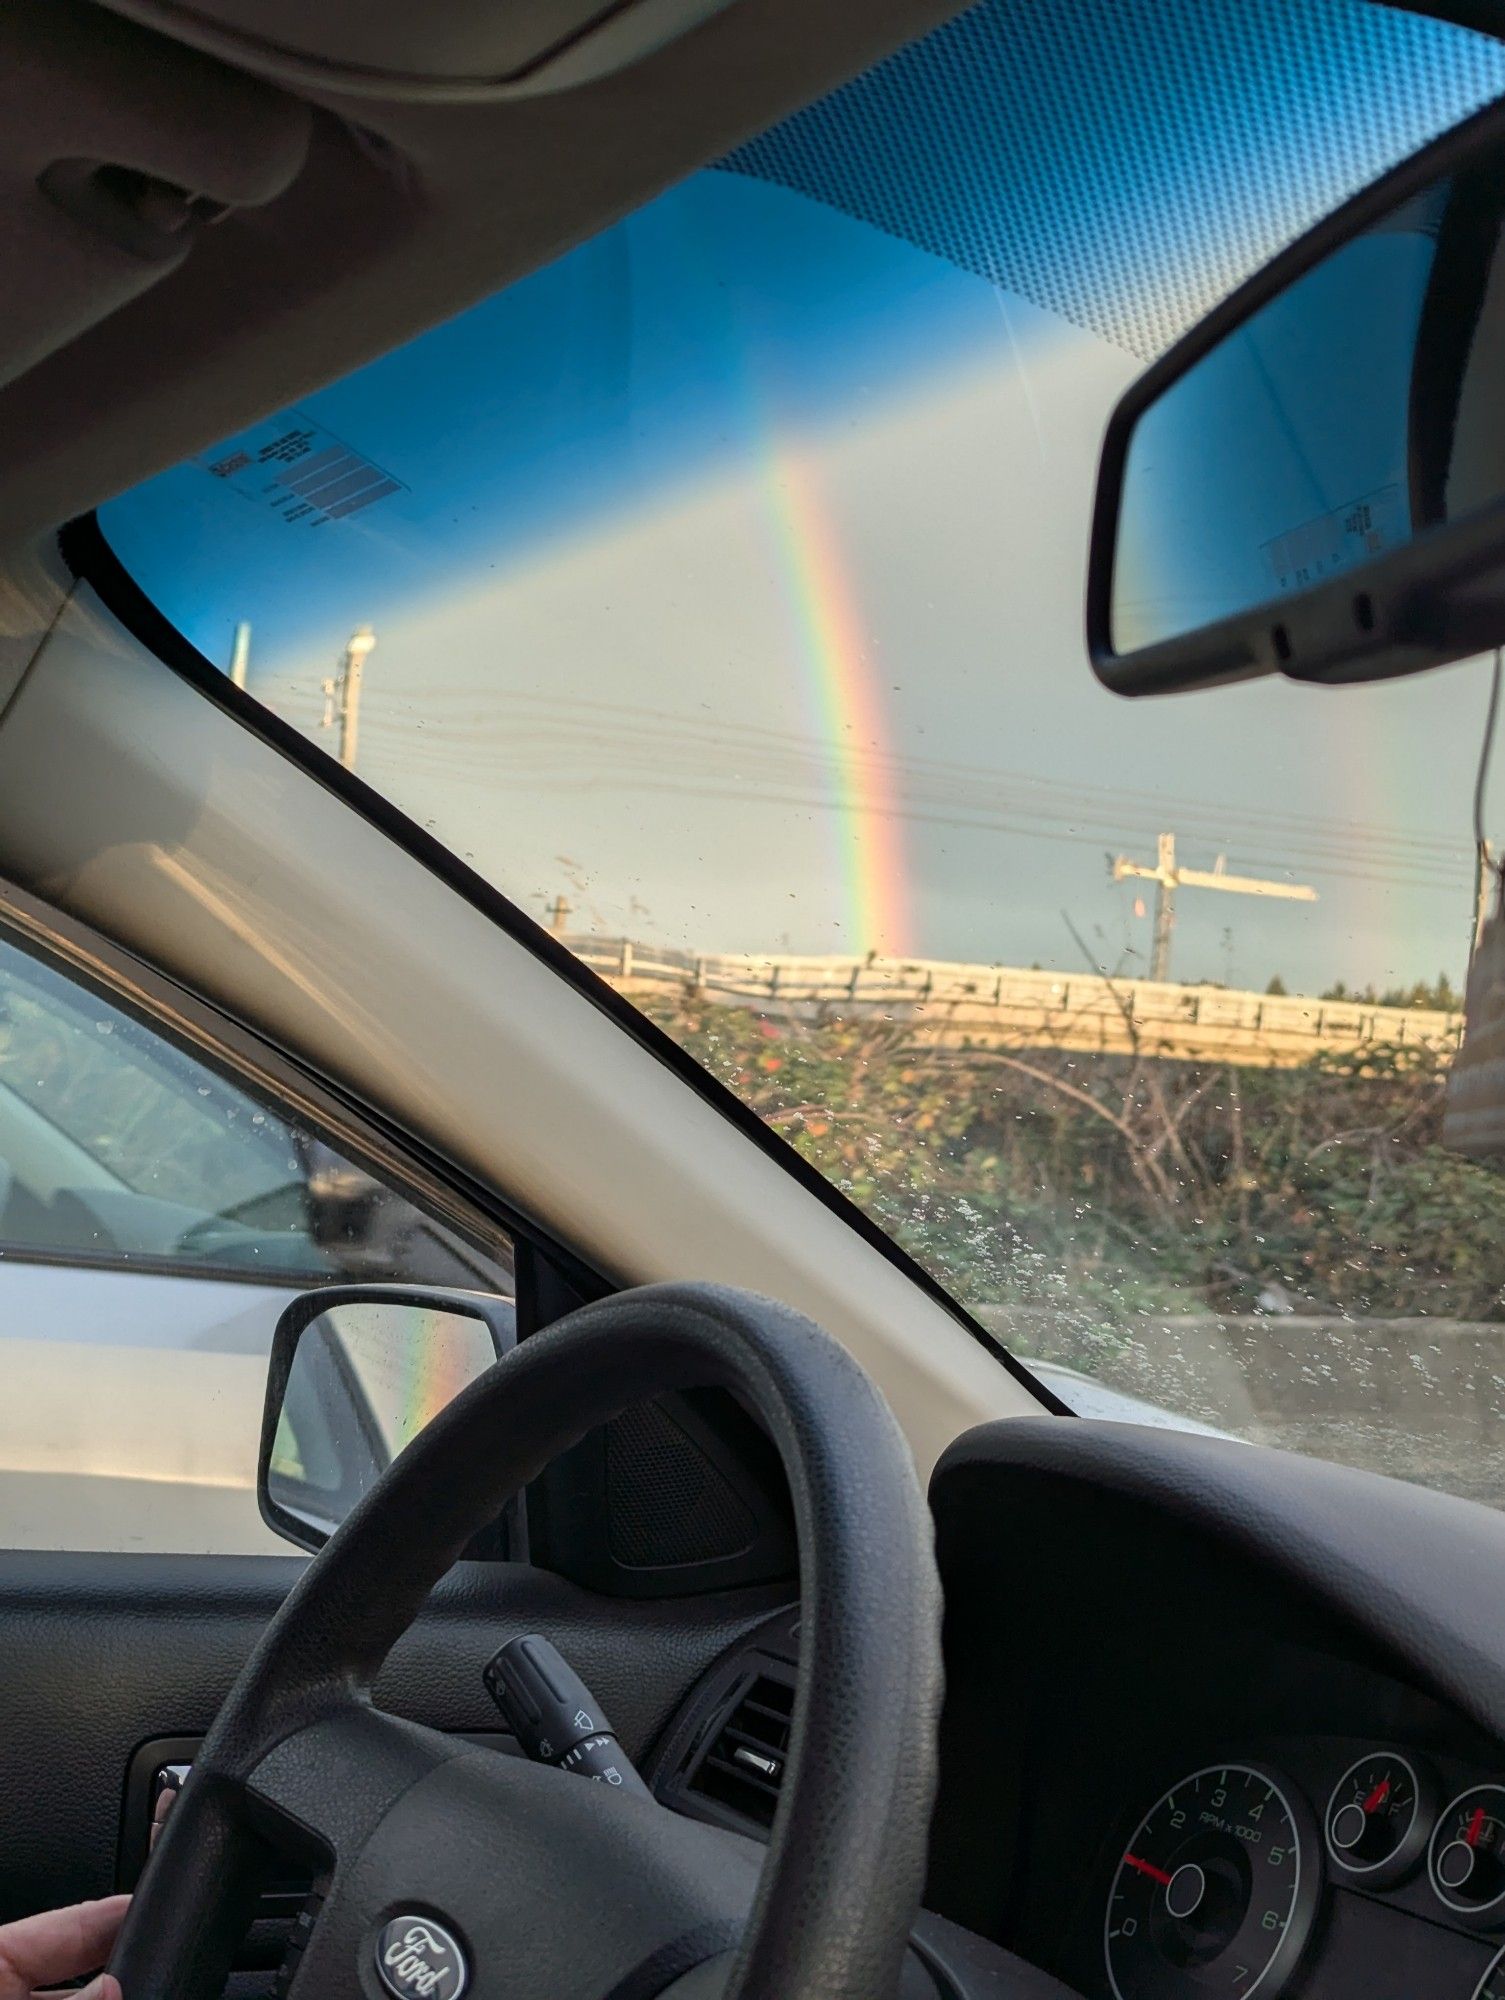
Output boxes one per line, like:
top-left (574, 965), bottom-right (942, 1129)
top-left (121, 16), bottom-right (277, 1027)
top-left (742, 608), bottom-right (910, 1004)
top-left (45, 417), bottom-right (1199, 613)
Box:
top-left (643, 992), bottom-right (1505, 1326)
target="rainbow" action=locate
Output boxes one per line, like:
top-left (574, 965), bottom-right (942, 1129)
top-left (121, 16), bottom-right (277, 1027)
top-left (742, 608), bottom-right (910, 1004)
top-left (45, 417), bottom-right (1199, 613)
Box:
top-left (758, 447), bottom-right (912, 958)
top-left (392, 1306), bottom-right (491, 1446)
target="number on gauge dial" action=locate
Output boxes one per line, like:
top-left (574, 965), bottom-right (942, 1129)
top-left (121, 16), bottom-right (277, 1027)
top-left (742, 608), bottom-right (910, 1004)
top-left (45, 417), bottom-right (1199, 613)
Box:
top-left (1105, 1764), bottom-right (1320, 2000)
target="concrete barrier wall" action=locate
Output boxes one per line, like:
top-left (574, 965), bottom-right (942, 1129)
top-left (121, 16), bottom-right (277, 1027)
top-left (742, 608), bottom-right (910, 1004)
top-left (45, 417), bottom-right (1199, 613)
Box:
top-left (978, 1305), bottom-right (1505, 1506)
top-left (570, 937), bottom-right (1461, 1068)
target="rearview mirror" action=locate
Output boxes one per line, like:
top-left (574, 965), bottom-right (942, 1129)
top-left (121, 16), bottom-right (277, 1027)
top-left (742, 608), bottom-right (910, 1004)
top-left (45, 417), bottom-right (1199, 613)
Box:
top-left (1089, 97), bottom-right (1505, 696)
top-left (258, 1285), bottom-right (519, 1555)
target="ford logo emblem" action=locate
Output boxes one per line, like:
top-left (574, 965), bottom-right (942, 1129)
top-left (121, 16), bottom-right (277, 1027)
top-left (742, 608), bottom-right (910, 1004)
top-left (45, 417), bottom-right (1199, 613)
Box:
top-left (374, 1914), bottom-right (469, 2000)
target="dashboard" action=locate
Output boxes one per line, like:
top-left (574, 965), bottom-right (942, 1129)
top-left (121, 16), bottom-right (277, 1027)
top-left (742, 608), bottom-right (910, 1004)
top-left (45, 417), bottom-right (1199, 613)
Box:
top-left (31, 1399), bottom-right (1505, 2000)
top-left (1087, 1723), bottom-right (1501, 2000)
top-left (921, 1419), bottom-right (1505, 2000)
top-left (620, 1415), bottom-right (1505, 2000)
top-left (657, 1604), bottom-right (1503, 2000)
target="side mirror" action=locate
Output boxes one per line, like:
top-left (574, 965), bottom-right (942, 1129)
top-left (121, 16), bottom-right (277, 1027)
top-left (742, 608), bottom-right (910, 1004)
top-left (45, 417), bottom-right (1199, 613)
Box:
top-left (1089, 96), bottom-right (1505, 695)
top-left (257, 1284), bottom-right (521, 1556)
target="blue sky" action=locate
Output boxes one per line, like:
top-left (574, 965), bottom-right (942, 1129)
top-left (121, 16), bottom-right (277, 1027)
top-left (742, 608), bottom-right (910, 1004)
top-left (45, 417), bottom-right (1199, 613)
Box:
top-left (103, 170), bottom-right (1019, 676)
top-left (100, 0), bottom-right (1505, 996)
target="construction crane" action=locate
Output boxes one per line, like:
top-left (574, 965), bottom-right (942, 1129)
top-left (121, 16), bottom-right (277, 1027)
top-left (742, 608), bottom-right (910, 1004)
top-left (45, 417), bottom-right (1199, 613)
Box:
top-left (1112, 833), bottom-right (1317, 982)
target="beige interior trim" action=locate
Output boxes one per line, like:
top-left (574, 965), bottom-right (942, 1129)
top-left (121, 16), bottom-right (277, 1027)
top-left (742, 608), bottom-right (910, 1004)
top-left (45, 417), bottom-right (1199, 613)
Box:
top-left (0, 580), bottom-right (1044, 1475)
top-left (0, 0), bottom-right (966, 547)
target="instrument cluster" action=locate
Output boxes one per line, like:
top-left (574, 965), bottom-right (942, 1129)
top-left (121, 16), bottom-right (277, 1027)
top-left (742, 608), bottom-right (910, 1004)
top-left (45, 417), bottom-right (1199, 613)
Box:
top-left (1104, 1743), bottom-right (1505, 2000)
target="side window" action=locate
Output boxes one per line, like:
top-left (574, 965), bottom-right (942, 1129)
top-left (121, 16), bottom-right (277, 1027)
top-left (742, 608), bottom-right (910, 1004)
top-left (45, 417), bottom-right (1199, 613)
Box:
top-left (0, 929), bottom-right (512, 1554)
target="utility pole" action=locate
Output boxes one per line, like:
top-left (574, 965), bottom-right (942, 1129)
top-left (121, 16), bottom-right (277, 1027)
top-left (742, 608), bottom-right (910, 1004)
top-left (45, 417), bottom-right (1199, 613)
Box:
top-left (547, 893), bottom-right (572, 937)
top-left (228, 621), bottom-right (251, 691)
top-left (320, 626), bottom-right (376, 772)
top-left (1113, 833), bottom-right (1317, 982)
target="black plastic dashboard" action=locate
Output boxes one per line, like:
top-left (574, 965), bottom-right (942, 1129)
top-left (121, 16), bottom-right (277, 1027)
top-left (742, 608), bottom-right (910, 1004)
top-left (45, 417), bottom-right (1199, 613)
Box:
top-left (924, 1419), bottom-right (1505, 2000)
top-left (632, 1416), bottom-right (1505, 2000)
top-left (5, 1414), bottom-right (1500, 2000)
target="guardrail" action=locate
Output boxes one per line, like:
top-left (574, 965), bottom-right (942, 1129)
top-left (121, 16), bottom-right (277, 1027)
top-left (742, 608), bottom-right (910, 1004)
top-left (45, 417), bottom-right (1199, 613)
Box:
top-left (567, 937), bottom-right (1463, 1066)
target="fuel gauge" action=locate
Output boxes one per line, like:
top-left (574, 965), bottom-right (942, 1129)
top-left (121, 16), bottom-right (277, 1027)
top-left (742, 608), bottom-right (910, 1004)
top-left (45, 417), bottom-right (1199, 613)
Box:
top-left (1430, 1784), bottom-right (1505, 1924)
top-left (1324, 1751), bottom-right (1432, 1887)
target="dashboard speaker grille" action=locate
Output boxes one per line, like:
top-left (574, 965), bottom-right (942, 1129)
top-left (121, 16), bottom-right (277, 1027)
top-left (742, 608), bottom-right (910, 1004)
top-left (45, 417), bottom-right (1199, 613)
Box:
top-left (605, 1400), bottom-right (757, 1568)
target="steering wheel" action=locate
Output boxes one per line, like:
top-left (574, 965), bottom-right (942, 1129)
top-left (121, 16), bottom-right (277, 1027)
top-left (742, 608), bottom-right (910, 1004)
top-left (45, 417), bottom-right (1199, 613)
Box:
top-left (110, 1283), bottom-right (943, 2000)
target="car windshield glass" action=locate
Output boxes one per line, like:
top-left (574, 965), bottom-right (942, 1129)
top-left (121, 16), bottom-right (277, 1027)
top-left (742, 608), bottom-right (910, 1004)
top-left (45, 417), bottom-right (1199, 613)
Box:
top-left (98, 0), bottom-right (1505, 1505)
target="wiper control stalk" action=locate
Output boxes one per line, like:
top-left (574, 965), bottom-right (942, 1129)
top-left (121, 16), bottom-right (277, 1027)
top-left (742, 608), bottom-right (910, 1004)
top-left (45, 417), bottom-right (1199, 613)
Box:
top-left (483, 1633), bottom-right (652, 1800)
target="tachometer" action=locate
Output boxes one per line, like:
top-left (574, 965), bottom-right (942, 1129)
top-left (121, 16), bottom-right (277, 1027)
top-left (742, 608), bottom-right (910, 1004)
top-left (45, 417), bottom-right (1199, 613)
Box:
top-left (1105, 1764), bottom-right (1320, 2000)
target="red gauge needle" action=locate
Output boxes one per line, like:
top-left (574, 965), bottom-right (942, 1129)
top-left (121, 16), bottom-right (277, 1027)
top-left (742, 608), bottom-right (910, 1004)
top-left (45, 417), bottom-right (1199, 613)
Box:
top-left (1123, 1854), bottom-right (1175, 1886)
top-left (1467, 1807), bottom-right (1488, 1848)
top-left (1361, 1778), bottom-right (1391, 1815)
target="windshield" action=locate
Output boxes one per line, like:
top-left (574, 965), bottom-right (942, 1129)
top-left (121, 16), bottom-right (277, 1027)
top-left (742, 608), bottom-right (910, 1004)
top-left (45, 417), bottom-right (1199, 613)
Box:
top-left (98, 0), bottom-right (1505, 1505)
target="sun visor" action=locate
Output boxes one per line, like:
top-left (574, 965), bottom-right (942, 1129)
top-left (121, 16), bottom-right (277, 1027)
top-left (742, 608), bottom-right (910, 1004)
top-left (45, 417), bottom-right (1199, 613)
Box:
top-left (0, 1), bottom-right (309, 393)
top-left (97, 0), bottom-right (742, 100)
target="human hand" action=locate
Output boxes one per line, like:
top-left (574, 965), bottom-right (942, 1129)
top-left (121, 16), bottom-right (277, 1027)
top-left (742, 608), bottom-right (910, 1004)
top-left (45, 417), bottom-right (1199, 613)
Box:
top-left (0, 1893), bottom-right (128, 1999)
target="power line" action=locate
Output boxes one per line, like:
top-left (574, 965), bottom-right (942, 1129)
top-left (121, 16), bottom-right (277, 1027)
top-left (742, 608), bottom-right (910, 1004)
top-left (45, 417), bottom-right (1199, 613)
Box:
top-left (351, 743), bottom-right (1472, 891)
top-left (366, 685), bottom-right (1471, 860)
top-left (357, 725), bottom-right (1464, 875)
top-left (302, 721), bottom-right (1469, 890)
top-left (355, 694), bottom-right (1468, 872)
top-left (441, 771), bottom-right (1471, 896)
top-left (273, 675), bottom-right (1472, 894)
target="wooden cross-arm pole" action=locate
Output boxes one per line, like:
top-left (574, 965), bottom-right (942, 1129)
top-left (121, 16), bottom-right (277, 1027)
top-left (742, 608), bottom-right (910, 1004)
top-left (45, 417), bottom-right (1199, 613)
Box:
top-left (1112, 834), bottom-right (1317, 981)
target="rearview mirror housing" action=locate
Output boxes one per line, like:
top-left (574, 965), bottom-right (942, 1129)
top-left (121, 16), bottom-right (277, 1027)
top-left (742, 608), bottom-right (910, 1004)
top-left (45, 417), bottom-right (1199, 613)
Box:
top-left (1089, 96), bottom-right (1505, 697)
top-left (257, 1284), bottom-right (521, 1557)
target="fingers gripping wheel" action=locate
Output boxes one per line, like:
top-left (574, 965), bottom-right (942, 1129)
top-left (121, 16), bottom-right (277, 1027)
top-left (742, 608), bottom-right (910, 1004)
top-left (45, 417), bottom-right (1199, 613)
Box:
top-left (110, 1284), bottom-right (943, 2000)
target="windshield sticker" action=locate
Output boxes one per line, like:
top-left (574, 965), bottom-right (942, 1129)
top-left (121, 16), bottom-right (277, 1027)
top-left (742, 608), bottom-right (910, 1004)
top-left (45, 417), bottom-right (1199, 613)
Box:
top-left (1261, 483), bottom-right (1406, 595)
top-left (196, 415), bottom-right (405, 529)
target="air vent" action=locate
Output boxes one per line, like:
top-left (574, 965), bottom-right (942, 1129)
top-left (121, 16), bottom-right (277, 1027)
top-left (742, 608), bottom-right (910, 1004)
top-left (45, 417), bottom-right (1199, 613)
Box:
top-left (688, 1673), bottom-right (795, 1830)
